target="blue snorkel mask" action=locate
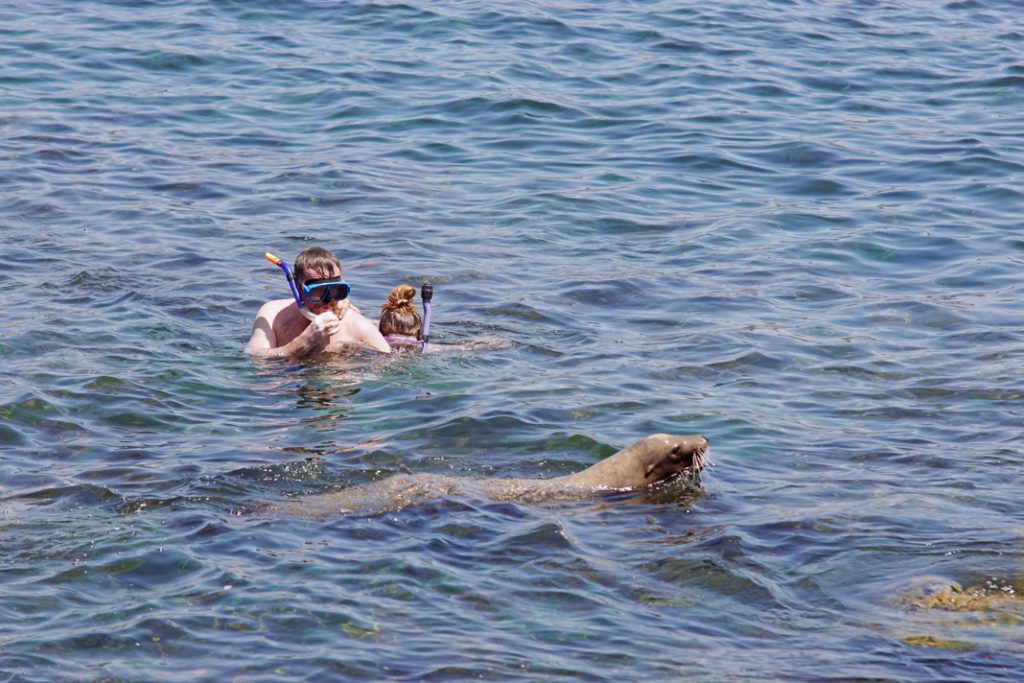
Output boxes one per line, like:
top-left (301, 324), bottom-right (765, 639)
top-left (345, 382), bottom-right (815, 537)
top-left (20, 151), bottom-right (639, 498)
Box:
top-left (300, 277), bottom-right (351, 305)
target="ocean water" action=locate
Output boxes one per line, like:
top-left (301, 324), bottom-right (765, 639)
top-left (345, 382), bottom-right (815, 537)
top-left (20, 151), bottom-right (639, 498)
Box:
top-left (2, 0), bottom-right (1022, 680)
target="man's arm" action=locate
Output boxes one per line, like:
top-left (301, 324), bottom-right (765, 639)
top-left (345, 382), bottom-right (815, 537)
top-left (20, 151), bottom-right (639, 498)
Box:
top-left (352, 315), bottom-right (393, 354)
top-left (245, 302), bottom-right (284, 357)
top-left (245, 302), bottom-right (338, 359)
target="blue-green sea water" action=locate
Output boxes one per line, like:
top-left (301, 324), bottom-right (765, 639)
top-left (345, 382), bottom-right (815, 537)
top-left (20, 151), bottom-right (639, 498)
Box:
top-left (2, 1), bottom-right (1023, 680)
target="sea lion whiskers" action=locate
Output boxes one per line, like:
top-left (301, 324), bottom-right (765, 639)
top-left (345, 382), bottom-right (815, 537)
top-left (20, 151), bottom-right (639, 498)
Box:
top-left (641, 435), bottom-right (708, 483)
top-left (693, 442), bottom-right (708, 472)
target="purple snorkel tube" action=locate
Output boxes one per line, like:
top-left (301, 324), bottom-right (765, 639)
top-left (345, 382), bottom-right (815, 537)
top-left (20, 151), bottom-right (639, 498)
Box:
top-left (265, 252), bottom-right (316, 322)
top-left (420, 282), bottom-right (433, 354)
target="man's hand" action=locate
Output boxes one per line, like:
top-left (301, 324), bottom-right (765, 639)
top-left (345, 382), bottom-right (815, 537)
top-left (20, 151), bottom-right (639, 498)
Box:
top-left (300, 311), bottom-right (340, 351)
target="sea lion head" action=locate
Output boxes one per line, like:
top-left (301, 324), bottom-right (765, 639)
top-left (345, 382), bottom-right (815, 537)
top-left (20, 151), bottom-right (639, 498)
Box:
top-left (640, 433), bottom-right (709, 484)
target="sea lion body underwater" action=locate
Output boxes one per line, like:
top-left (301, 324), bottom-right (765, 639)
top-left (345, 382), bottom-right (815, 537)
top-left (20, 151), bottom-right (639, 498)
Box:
top-left (271, 433), bottom-right (708, 517)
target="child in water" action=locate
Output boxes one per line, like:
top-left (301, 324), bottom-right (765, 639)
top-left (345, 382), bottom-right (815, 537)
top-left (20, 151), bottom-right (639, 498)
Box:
top-left (378, 283), bottom-right (509, 353)
top-left (378, 284), bottom-right (427, 350)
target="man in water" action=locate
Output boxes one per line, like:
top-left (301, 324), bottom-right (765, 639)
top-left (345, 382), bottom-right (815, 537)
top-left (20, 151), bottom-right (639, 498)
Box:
top-left (245, 246), bottom-right (392, 358)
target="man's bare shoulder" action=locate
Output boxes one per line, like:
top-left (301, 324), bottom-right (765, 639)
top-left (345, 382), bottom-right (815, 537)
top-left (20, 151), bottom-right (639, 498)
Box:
top-left (255, 298), bottom-right (296, 319)
top-left (344, 308), bottom-right (376, 325)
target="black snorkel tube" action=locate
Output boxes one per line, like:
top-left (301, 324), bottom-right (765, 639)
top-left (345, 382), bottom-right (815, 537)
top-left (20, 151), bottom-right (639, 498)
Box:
top-left (420, 282), bottom-right (433, 354)
top-left (265, 251), bottom-right (316, 322)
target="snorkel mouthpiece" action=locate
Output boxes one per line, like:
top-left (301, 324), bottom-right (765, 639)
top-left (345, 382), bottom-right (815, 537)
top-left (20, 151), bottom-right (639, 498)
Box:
top-left (265, 251), bottom-right (316, 322)
top-left (420, 282), bottom-right (433, 353)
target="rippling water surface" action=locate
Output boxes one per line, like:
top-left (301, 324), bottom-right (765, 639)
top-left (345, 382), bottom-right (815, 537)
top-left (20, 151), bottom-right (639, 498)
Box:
top-left (2, 1), bottom-right (1023, 680)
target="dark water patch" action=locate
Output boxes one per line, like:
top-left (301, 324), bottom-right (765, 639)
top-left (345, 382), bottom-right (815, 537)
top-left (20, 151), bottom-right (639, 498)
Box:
top-left (64, 268), bottom-right (136, 294)
top-left (777, 283), bottom-right (853, 306)
top-left (560, 278), bottom-right (643, 307)
top-left (854, 300), bottom-right (971, 331)
top-left (798, 75), bottom-right (871, 94)
top-left (736, 82), bottom-right (796, 99)
top-left (709, 350), bottom-right (789, 373)
top-left (0, 394), bottom-right (90, 438)
top-left (225, 458), bottom-right (335, 490)
top-left (870, 66), bottom-right (950, 84)
top-left (116, 494), bottom-right (194, 515)
top-left (121, 50), bottom-right (212, 74)
top-left (651, 38), bottom-right (710, 54)
top-left (779, 176), bottom-right (855, 198)
top-left (945, 329), bottom-right (1020, 347)
top-left (644, 552), bottom-right (777, 607)
top-left (870, 188), bottom-right (927, 203)
top-left (76, 462), bottom-right (171, 486)
top-left (144, 180), bottom-right (232, 201)
top-left (418, 414), bottom-right (554, 457)
top-left (0, 419), bottom-right (28, 446)
top-left (766, 210), bottom-right (857, 233)
top-left (505, 521), bottom-right (580, 553)
top-left (13, 484), bottom-right (122, 510)
top-left (743, 140), bottom-right (845, 170)
top-left (2, 197), bottom-right (71, 220)
top-left (665, 151), bottom-right (773, 177)
top-left (479, 301), bottom-right (563, 328)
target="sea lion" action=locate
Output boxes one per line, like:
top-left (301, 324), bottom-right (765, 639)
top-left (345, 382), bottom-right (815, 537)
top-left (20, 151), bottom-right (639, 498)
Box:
top-left (270, 433), bottom-right (708, 517)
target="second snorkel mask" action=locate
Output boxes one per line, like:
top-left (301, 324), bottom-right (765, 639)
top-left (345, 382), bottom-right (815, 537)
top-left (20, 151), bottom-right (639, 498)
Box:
top-left (381, 282), bottom-right (433, 354)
